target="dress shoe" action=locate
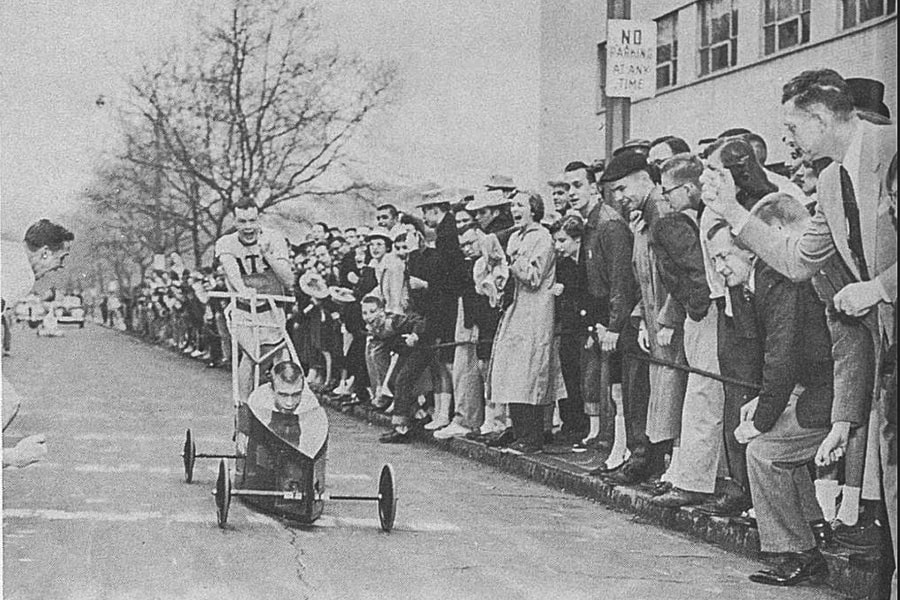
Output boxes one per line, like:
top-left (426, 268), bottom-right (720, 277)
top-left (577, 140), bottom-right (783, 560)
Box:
top-left (586, 460), bottom-right (623, 477)
top-left (600, 459), bottom-right (652, 486)
top-left (651, 487), bottom-right (712, 508)
top-left (809, 519), bottom-right (833, 549)
top-left (573, 435), bottom-right (611, 451)
top-left (506, 441), bottom-right (543, 455)
top-left (645, 480), bottom-right (674, 497)
top-left (832, 519), bottom-right (882, 550)
top-left (485, 429), bottom-right (516, 448)
top-left (696, 492), bottom-right (753, 517)
top-left (378, 429), bottom-right (412, 444)
top-left (434, 422), bottom-right (471, 440)
top-left (749, 549), bottom-right (828, 586)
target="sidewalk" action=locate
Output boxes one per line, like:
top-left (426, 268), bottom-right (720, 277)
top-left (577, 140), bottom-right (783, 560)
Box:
top-left (325, 394), bottom-right (891, 600)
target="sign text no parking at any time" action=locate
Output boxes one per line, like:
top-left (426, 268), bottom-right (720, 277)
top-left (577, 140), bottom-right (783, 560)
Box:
top-left (606, 19), bottom-right (657, 100)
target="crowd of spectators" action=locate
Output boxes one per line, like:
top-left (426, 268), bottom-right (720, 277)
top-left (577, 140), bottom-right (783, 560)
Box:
top-left (108, 68), bottom-right (896, 593)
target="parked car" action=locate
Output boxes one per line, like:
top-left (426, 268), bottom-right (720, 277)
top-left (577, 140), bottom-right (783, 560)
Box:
top-left (54, 295), bottom-right (85, 328)
top-left (14, 295), bottom-right (47, 329)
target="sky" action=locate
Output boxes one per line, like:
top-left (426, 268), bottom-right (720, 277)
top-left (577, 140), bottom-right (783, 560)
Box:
top-left (0, 0), bottom-right (540, 237)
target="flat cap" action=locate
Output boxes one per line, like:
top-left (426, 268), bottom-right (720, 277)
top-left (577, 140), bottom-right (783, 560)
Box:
top-left (599, 149), bottom-right (651, 183)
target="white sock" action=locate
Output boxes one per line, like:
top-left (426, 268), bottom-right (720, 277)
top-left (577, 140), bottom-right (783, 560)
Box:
top-left (814, 479), bottom-right (840, 522)
top-left (836, 486), bottom-right (862, 525)
top-left (587, 416), bottom-right (600, 439)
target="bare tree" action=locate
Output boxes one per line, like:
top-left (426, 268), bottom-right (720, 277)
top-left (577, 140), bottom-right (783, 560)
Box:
top-left (126, 0), bottom-right (396, 221)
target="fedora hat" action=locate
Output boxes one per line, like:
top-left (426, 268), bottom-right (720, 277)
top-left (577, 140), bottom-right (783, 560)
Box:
top-left (485, 174), bottom-right (517, 191)
top-left (328, 286), bottom-right (356, 304)
top-left (415, 187), bottom-right (455, 209)
top-left (365, 227), bottom-right (393, 243)
top-left (271, 360), bottom-right (306, 399)
top-left (466, 190), bottom-right (510, 211)
top-left (846, 77), bottom-right (892, 122)
top-left (299, 271), bottom-right (330, 299)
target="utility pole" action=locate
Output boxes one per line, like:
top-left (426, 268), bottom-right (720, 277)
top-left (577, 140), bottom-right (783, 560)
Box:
top-left (604, 0), bottom-right (631, 159)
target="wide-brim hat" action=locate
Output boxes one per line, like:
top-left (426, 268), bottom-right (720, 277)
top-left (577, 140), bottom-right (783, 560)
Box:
top-left (299, 271), bottom-right (330, 299)
top-left (466, 190), bottom-right (510, 211)
top-left (415, 187), bottom-right (454, 209)
top-left (485, 174), bottom-right (517, 191)
top-left (846, 77), bottom-right (892, 122)
top-left (365, 227), bottom-right (393, 243)
top-left (329, 286), bottom-right (356, 303)
top-left (271, 360), bottom-right (306, 395)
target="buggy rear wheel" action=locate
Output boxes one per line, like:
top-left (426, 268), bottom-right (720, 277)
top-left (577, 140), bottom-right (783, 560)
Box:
top-left (214, 459), bottom-right (232, 528)
top-left (182, 429), bottom-right (196, 483)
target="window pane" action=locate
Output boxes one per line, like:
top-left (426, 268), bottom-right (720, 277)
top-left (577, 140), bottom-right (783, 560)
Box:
top-left (802, 0), bottom-right (810, 10)
top-left (765, 0), bottom-right (776, 23)
top-left (658, 44), bottom-right (672, 63)
top-left (778, 0), bottom-right (801, 20)
top-left (779, 19), bottom-right (799, 49)
top-left (700, 48), bottom-right (709, 76)
top-left (732, 9), bottom-right (739, 35)
top-left (843, 0), bottom-right (858, 27)
top-left (657, 65), bottom-right (671, 88)
top-left (860, 0), bottom-right (886, 21)
top-left (890, 0), bottom-right (897, 14)
top-left (671, 60), bottom-right (678, 85)
top-left (764, 25), bottom-right (776, 54)
top-left (801, 12), bottom-right (810, 43)
top-left (712, 14), bottom-right (731, 42)
top-left (731, 39), bottom-right (738, 65)
top-left (672, 40), bottom-right (678, 59)
top-left (712, 44), bottom-right (730, 71)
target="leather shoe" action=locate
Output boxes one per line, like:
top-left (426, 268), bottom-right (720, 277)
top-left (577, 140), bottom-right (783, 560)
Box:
top-left (651, 487), bottom-right (712, 507)
top-left (573, 435), bottom-right (611, 451)
top-left (696, 492), bottom-right (753, 517)
top-left (749, 549), bottom-right (828, 586)
top-left (832, 519), bottom-right (882, 551)
top-left (600, 459), bottom-right (652, 486)
top-left (379, 429), bottom-right (412, 444)
top-left (485, 429), bottom-right (516, 448)
top-left (507, 441), bottom-right (543, 455)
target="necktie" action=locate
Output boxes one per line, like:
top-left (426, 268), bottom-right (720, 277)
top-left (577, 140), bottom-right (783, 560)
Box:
top-left (839, 166), bottom-right (870, 281)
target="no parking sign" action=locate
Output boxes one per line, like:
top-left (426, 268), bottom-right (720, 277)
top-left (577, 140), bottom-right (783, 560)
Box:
top-left (606, 19), bottom-right (657, 100)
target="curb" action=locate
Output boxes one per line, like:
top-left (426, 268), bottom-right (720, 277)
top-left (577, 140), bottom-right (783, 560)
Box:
top-left (327, 395), bottom-right (889, 600)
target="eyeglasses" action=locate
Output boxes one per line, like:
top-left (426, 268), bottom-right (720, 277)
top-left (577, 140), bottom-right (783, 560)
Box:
top-left (660, 183), bottom-right (688, 198)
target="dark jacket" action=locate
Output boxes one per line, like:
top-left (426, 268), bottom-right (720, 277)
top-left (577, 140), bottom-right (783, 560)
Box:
top-left (485, 209), bottom-right (516, 250)
top-left (427, 211), bottom-right (464, 340)
top-left (367, 311), bottom-right (428, 357)
top-left (555, 255), bottom-right (588, 335)
top-left (458, 257), bottom-right (501, 360)
top-left (742, 262), bottom-right (834, 433)
top-left (579, 202), bottom-right (639, 333)
top-left (650, 211), bottom-right (712, 323)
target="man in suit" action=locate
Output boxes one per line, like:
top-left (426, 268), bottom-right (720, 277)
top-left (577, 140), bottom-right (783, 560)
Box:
top-left (707, 208), bottom-right (834, 587)
top-left (702, 69), bottom-right (896, 597)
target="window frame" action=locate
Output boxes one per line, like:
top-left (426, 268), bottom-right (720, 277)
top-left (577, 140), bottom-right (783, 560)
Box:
top-left (762, 0), bottom-right (811, 56)
top-left (841, 0), bottom-right (897, 30)
top-left (698, 0), bottom-right (740, 78)
top-left (656, 11), bottom-right (679, 90)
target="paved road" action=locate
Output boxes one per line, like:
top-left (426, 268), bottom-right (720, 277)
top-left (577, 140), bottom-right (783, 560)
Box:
top-left (2, 323), bottom-right (841, 600)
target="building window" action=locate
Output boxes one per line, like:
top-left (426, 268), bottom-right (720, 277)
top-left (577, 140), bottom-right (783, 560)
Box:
top-left (764, 0), bottom-right (810, 55)
top-left (656, 12), bottom-right (678, 89)
top-left (842, 0), bottom-right (897, 29)
top-left (699, 0), bottom-right (739, 76)
top-left (596, 42), bottom-right (607, 114)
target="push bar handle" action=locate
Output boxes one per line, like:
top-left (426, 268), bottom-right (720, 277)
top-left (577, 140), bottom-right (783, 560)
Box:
top-left (207, 291), bottom-right (295, 303)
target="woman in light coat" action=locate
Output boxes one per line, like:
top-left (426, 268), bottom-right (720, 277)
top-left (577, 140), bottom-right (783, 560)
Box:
top-left (489, 192), bottom-right (556, 453)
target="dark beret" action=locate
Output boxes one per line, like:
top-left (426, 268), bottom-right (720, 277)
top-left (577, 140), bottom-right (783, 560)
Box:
top-left (599, 149), bottom-right (651, 183)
